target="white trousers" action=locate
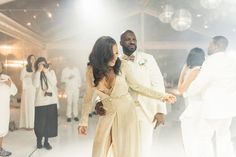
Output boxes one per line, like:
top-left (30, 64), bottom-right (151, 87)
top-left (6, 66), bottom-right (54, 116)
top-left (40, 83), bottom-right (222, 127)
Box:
top-left (198, 118), bottom-right (235, 157)
top-left (181, 118), bottom-right (201, 157)
top-left (66, 89), bottom-right (79, 118)
top-left (136, 107), bottom-right (153, 157)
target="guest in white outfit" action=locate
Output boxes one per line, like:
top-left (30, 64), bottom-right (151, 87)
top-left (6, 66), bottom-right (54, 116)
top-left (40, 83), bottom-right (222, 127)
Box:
top-left (187, 36), bottom-right (236, 157)
top-left (0, 61), bottom-right (17, 156)
top-left (178, 48), bottom-right (205, 157)
top-left (19, 54), bottom-right (36, 130)
top-left (61, 62), bottom-right (81, 122)
top-left (95, 30), bottom-right (167, 156)
top-left (33, 57), bottom-right (58, 150)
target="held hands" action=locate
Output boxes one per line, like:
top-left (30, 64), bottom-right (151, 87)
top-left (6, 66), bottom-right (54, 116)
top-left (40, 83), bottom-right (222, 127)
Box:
top-left (78, 126), bottom-right (88, 135)
top-left (153, 113), bottom-right (165, 129)
top-left (95, 101), bottom-right (106, 116)
top-left (161, 93), bottom-right (176, 104)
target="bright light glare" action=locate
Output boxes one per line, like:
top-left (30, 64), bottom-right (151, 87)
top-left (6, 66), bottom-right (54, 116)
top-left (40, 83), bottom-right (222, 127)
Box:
top-left (76, 0), bottom-right (105, 20)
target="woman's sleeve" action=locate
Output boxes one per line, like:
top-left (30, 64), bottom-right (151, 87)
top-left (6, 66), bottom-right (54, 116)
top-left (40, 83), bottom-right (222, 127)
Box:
top-left (79, 66), bottom-right (95, 126)
top-left (122, 61), bottom-right (165, 100)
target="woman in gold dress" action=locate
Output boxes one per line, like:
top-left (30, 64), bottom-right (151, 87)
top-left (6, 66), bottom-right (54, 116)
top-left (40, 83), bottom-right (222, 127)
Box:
top-left (78, 36), bottom-right (176, 157)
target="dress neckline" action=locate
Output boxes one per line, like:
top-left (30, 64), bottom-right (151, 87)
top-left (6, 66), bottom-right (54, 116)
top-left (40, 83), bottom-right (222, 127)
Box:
top-left (96, 76), bottom-right (117, 96)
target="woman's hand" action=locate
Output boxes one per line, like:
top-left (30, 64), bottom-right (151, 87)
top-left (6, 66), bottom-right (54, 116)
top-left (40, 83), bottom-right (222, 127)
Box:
top-left (161, 93), bottom-right (176, 104)
top-left (78, 126), bottom-right (88, 135)
top-left (38, 63), bottom-right (44, 72)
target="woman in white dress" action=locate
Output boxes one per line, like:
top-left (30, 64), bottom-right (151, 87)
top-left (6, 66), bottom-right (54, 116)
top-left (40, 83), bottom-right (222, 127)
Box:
top-left (19, 55), bottom-right (36, 129)
top-left (178, 48), bottom-right (205, 157)
top-left (0, 61), bottom-right (17, 156)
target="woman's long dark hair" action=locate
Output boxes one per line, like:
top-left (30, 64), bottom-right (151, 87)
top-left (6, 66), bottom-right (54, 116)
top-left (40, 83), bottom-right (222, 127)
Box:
top-left (26, 54), bottom-right (35, 72)
top-left (34, 57), bottom-right (49, 91)
top-left (186, 47), bottom-right (205, 69)
top-left (88, 36), bottom-right (121, 87)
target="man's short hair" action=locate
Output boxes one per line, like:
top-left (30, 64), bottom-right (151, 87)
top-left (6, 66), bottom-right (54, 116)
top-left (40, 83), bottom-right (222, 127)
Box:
top-left (120, 30), bottom-right (135, 41)
top-left (212, 36), bottom-right (228, 51)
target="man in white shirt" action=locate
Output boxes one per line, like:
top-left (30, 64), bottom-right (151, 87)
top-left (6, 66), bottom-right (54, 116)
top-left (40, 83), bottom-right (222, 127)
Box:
top-left (188, 36), bottom-right (236, 157)
top-left (61, 63), bottom-right (82, 122)
top-left (96, 30), bottom-right (167, 156)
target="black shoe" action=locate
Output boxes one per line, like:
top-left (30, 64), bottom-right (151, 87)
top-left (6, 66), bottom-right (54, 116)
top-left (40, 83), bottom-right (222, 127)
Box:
top-left (74, 117), bottom-right (79, 121)
top-left (37, 143), bottom-right (43, 149)
top-left (37, 139), bottom-right (43, 149)
top-left (0, 148), bottom-right (12, 156)
top-left (67, 118), bottom-right (71, 122)
top-left (44, 142), bottom-right (52, 150)
top-left (89, 113), bottom-right (93, 117)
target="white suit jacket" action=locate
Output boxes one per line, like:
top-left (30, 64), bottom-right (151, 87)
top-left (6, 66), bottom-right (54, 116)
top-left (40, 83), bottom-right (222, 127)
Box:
top-left (61, 67), bottom-right (81, 91)
top-left (123, 52), bottom-right (166, 122)
top-left (187, 52), bottom-right (236, 119)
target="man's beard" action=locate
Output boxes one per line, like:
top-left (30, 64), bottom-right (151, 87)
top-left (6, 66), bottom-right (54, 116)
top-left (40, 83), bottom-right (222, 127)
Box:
top-left (122, 45), bottom-right (137, 56)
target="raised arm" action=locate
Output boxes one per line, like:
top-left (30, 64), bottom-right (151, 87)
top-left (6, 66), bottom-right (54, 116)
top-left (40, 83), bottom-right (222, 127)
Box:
top-left (122, 60), bottom-right (175, 103)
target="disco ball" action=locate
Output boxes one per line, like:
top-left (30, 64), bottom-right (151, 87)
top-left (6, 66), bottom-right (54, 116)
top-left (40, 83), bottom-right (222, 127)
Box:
top-left (171, 9), bottom-right (192, 31)
top-left (159, 5), bottom-right (174, 23)
top-left (200, 0), bottom-right (222, 9)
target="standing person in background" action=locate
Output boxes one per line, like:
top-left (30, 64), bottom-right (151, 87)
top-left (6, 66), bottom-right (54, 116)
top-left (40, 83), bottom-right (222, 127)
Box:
top-left (33, 57), bottom-right (58, 150)
top-left (0, 61), bottom-right (17, 156)
top-left (19, 54), bottom-right (36, 130)
top-left (61, 62), bottom-right (81, 122)
top-left (187, 36), bottom-right (236, 157)
top-left (178, 48), bottom-right (205, 157)
top-left (95, 30), bottom-right (167, 156)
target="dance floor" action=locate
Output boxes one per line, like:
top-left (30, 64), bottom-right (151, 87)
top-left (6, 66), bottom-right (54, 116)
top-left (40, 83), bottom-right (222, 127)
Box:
top-left (5, 103), bottom-right (236, 157)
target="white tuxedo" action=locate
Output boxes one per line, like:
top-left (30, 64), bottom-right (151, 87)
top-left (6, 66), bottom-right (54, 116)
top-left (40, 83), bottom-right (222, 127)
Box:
top-left (188, 52), bottom-right (236, 157)
top-left (61, 67), bottom-right (82, 118)
top-left (123, 51), bottom-right (166, 156)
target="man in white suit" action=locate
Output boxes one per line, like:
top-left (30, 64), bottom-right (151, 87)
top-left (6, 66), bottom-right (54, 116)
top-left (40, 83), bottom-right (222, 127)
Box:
top-left (61, 62), bottom-right (82, 122)
top-left (187, 36), bottom-right (236, 157)
top-left (96, 30), bottom-right (167, 156)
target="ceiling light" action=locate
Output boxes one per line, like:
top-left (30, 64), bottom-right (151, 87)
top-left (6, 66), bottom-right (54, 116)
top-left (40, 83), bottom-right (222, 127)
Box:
top-left (196, 14), bottom-right (202, 17)
top-left (204, 25), bottom-right (208, 29)
top-left (27, 22), bottom-right (31, 26)
top-left (171, 9), bottom-right (192, 31)
top-left (33, 15), bottom-right (37, 19)
top-left (47, 12), bottom-right (52, 18)
top-left (159, 5), bottom-right (174, 23)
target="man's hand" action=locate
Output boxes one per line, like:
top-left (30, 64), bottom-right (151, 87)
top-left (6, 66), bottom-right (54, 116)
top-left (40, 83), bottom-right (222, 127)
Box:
top-left (78, 126), bottom-right (88, 135)
top-left (153, 113), bottom-right (165, 129)
top-left (95, 101), bottom-right (106, 116)
top-left (161, 94), bottom-right (176, 104)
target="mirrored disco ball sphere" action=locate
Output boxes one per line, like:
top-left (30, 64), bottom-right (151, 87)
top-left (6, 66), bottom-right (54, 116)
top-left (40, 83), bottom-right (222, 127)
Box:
top-left (200, 0), bottom-right (222, 9)
top-left (171, 9), bottom-right (192, 31)
top-left (159, 5), bottom-right (174, 23)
